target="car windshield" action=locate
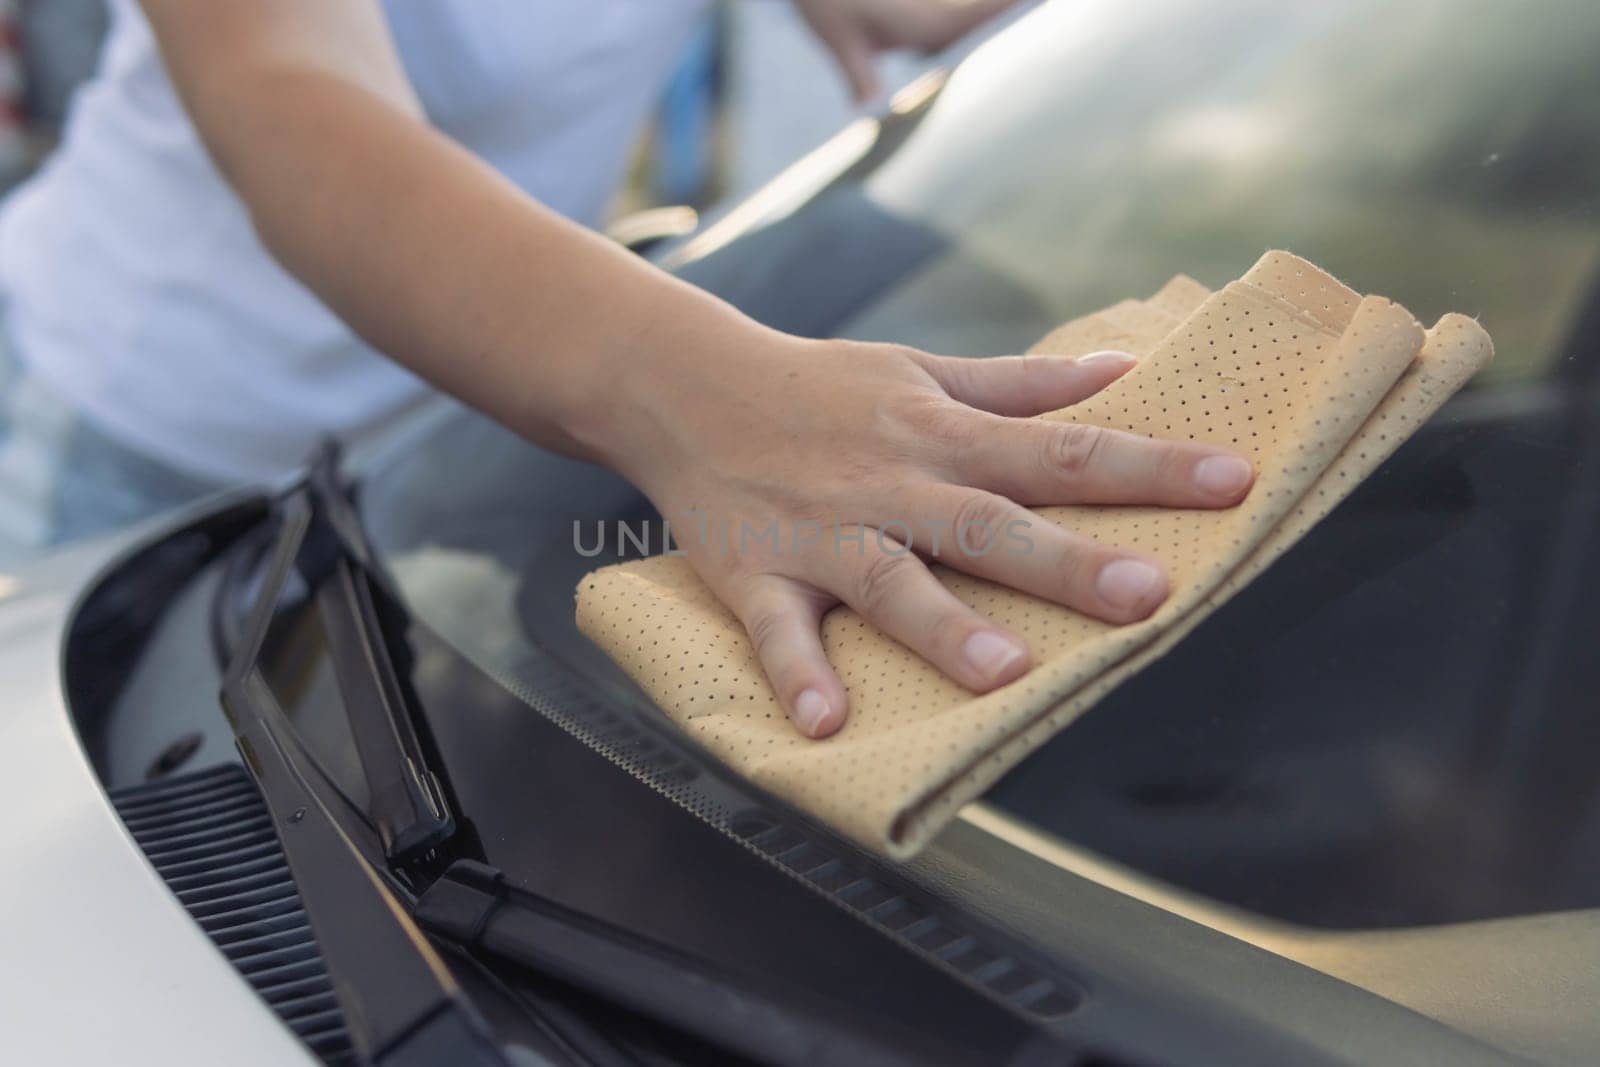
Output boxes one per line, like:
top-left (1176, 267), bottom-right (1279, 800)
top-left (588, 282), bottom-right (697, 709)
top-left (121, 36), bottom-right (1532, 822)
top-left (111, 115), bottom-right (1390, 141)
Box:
top-left (361, 0), bottom-right (1600, 941)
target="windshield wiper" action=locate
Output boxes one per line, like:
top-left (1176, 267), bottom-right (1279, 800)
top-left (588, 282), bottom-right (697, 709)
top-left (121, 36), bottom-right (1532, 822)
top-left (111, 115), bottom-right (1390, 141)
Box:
top-left (309, 460), bottom-right (455, 866)
top-left (220, 447), bottom-right (496, 1065)
top-left (222, 445), bottom-right (947, 1065)
top-left (240, 444), bottom-right (454, 868)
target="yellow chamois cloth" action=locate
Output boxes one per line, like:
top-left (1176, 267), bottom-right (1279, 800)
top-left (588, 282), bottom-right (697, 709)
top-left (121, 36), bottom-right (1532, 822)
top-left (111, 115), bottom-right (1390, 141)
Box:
top-left (575, 252), bottom-right (1494, 859)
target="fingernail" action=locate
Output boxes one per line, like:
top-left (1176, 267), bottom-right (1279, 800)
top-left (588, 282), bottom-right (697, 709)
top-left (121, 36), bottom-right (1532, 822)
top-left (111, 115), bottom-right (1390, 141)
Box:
top-left (794, 688), bottom-right (831, 737)
top-left (962, 630), bottom-right (1026, 682)
top-left (1075, 349), bottom-right (1138, 368)
top-left (1193, 455), bottom-right (1253, 497)
top-left (1096, 559), bottom-right (1164, 612)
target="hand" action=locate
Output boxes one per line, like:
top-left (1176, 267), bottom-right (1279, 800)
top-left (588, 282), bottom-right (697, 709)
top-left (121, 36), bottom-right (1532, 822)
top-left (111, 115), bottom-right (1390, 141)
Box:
top-left (585, 329), bottom-right (1255, 740)
top-left (794, 0), bottom-right (1020, 103)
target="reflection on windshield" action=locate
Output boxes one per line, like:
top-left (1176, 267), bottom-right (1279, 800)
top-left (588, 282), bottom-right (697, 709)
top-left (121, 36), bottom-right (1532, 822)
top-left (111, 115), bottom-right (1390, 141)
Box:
top-left (675, 185), bottom-right (1026, 339)
top-left (748, 0), bottom-right (1600, 381)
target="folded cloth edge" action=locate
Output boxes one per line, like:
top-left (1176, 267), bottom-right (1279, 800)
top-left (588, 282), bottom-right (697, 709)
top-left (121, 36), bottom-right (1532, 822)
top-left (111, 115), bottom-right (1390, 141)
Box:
top-left (885, 310), bottom-right (1493, 855)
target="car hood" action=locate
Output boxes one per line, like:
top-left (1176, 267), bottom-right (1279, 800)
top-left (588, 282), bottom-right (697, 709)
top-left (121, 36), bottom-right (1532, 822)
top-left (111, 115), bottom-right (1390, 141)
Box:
top-left (0, 509), bottom-right (312, 1067)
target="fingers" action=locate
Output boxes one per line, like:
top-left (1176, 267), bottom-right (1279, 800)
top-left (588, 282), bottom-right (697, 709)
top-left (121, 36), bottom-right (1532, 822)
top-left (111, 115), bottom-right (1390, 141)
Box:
top-left (729, 476), bottom-right (1173, 742)
top-left (955, 416), bottom-right (1255, 508)
top-left (908, 350), bottom-right (1255, 505)
top-left (811, 528), bottom-right (1032, 693)
top-left (885, 485), bottom-right (1170, 624)
top-left (732, 543), bottom-right (1035, 740)
top-left (914, 349), bottom-right (1138, 416)
top-left (732, 574), bottom-right (849, 738)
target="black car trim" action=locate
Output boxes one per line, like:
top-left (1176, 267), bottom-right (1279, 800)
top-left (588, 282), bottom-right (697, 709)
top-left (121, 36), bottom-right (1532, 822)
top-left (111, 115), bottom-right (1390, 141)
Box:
top-left (413, 858), bottom-right (968, 1066)
top-left (221, 475), bottom-right (504, 1064)
top-left (111, 764), bottom-right (360, 1066)
top-left (455, 603), bottom-right (1094, 1028)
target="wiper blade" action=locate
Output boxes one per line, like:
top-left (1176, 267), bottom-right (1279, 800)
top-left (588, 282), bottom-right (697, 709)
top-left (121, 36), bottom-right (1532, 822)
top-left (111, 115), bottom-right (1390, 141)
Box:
top-left (307, 441), bottom-right (455, 863)
top-left (312, 527), bottom-right (454, 864)
top-left (228, 444), bottom-right (454, 868)
top-left (220, 447), bottom-right (495, 1065)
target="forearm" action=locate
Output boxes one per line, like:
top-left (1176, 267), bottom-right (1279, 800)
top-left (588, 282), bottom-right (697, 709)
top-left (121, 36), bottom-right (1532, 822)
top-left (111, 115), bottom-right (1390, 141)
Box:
top-left (168, 59), bottom-right (770, 461)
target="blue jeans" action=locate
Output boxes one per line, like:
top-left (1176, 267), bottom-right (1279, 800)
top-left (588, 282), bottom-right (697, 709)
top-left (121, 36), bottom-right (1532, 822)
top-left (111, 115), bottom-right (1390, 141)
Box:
top-left (0, 328), bottom-right (221, 566)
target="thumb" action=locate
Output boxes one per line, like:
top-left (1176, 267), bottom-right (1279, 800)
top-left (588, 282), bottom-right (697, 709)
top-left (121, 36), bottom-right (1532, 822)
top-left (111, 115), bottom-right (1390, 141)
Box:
top-left (914, 350), bottom-right (1140, 417)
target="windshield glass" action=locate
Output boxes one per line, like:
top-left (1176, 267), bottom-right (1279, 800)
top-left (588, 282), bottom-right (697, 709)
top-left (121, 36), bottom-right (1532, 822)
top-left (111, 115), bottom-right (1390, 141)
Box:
top-left (360, 0), bottom-right (1600, 971)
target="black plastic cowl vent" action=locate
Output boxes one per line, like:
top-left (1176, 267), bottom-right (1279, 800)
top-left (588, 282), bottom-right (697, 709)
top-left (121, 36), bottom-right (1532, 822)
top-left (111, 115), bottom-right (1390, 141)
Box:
top-left (111, 763), bottom-right (355, 1065)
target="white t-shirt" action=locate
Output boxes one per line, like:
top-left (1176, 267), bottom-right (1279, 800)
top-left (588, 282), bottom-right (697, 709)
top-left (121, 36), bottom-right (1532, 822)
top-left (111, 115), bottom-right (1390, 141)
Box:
top-left (0, 0), bottom-right (711, 482)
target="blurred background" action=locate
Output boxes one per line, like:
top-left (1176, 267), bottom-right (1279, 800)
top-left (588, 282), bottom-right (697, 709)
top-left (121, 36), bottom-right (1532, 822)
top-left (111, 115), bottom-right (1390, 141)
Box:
top-left (0, 0), bottom-right (931, 213)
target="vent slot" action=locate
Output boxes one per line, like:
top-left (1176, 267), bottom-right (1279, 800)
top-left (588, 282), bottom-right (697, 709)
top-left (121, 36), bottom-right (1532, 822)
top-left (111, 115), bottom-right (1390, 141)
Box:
top-left (111, 764), bottom-right (356, 1065)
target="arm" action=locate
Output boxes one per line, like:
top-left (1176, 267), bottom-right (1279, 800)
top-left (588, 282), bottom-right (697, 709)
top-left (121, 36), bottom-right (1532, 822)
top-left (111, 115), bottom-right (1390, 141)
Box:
top-left (138, 0), bottom-right (1254, 738)
top-left (139, 0), bottom-right (755, 459)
